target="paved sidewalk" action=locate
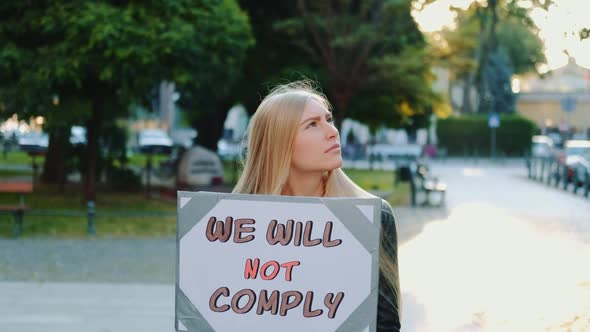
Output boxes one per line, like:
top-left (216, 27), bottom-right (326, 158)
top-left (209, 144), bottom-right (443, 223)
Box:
top-left (0, 282), bottom-right (173, 332)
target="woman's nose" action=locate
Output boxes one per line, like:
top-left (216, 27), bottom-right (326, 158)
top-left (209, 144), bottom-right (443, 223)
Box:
top-left (325, 121), bottom-right (339, 139)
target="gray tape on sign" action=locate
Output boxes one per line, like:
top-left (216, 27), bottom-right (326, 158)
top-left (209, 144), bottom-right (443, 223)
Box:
top-left (177, 191), bottom-right (221, 240)
top-left (335, 286), bottom-right (379, 332)
top-left (176, 286), bottom-right (215, 332)
top-left (322, 198), bottom-right (381, 253)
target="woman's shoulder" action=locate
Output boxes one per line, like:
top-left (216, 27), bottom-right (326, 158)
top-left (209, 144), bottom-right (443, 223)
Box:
top-left (380, 198), bottom-right (394, 217)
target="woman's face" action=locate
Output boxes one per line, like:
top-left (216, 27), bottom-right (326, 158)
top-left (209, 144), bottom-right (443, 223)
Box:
top-left (291, 98), bottom-right (342, 173)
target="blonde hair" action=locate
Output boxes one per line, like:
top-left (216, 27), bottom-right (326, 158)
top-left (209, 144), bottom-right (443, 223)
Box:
top-left (233, 80), bottom-right (400, 312)
top-left (233, 81), bottom-right (371, 197)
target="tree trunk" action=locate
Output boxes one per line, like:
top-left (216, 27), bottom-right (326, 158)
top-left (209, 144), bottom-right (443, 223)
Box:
top-left (41, 130), bottom-right (67, 189)
top-left (330, 87), bottom-right (352, 132)
top-left (193, 99), bottom-right (233, 152)
top-left (475, 5), bottom-right (488, 114)
top-left (448, 77), bottom-right (457, 113)
top-left (84, 100), bottom-right (102, 202)
top-left (462, 75), bottom-right (474, 114)
top-left (489, 0), bottom-right (498, 52)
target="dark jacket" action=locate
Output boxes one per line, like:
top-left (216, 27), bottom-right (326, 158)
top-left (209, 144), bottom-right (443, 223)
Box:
top-left (377, 199), bottom-right (402, 331)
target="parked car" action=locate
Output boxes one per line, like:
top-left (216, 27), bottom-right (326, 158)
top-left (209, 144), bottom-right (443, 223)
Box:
top-left (70, 126), bottom-right (87, 145)
top-left (531, 135), bottom-right (554, 158)
top-left (547, 132), bottom-right (563, 149)
top-left (18, 131), bottom-right (48, 153)
top-left (137, 128), bottom-right (173, 154)
top-left (571, 150), bottom-right (590, 189)
top-left (217, 139), bottom-right (244, 160)
top-left (558, 140), bottom-right (590, 184)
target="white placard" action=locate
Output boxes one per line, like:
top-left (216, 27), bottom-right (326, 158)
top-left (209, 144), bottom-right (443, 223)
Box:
top-left (176, 192), bottom-right (381, 332)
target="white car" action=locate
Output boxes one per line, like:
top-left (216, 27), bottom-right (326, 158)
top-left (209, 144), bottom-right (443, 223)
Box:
top-left (217, 139), bottom-right (244, 160)
top-left (18, 132), bottom-right (48, 153)
top-left (572, 150), bottom-right (590, 188)
top-left (137, 129), bottom-right (173, 154)
top-left (70, 126), bottom-right (87, 145)
top-left (531, 135), bottom-right (554, 158)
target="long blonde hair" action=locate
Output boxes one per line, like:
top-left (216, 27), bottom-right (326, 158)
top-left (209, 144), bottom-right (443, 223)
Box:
top-left (233, 80), bottom-right (400, 311)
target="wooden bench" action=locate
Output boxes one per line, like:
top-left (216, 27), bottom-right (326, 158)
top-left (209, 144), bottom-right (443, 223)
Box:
top-left (0, 182), bottom-right (32, 238)
top-left (410, 164), bottom-right (447, 206)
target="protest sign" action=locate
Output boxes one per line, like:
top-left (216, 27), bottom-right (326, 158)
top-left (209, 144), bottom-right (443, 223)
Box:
top-left (176, 191), bottom-right (381, 332)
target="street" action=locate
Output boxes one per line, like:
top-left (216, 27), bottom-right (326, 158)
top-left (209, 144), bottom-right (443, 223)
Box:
top-left (397, 159), bottom-right (590, 331)
top-left (1, 159), bottom-right (589, 331)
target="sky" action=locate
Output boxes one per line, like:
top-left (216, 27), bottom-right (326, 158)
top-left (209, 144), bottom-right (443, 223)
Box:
top-left (412, 0), bottom-right (590, 72)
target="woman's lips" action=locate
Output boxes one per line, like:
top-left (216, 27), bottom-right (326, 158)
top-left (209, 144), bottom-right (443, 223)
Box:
top-left (325, 144), bottom-right (341, 153)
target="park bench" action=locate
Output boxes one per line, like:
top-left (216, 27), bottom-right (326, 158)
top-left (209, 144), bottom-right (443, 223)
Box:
top-left (410, 163), bottom-right (447, 206)
top-left (0, 182), bottom-right (32, 238)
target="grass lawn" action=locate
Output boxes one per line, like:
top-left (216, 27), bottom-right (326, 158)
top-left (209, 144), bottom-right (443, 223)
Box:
top-left (0, 150), bottom-right (168, 168)
top-left (0, 185), bottom-right (176, 238)
top-left (0, 169), bottom-right (33, 177)
top-left (0, 151), bottom-right (44, 165)
top-left (126, 153), bottom-right (170, 168)
top-left (0, 162), bottom-right (409, 238)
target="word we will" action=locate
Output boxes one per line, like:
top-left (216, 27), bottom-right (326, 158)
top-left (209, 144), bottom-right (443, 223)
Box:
top-left (206, 217), bottom-right (342, 247)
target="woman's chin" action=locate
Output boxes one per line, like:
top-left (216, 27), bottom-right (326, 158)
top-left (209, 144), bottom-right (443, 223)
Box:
top-left (329, 157), bottom-right (343, 170)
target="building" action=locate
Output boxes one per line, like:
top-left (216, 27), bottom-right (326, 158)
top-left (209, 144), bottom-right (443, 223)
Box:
top-left (516, 57), bottom-right (590, 136)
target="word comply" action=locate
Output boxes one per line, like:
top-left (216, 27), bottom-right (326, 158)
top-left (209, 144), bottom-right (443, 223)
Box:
top-left (205, 216), bottom-right (345, 319)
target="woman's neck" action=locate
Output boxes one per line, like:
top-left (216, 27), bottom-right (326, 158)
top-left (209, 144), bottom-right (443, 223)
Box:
top-left (282, 170), bottom-right (325, 197)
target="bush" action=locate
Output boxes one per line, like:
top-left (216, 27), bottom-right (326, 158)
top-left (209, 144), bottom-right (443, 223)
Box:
top-left (437, 114), bottom-right (537, 156)
top-left (107, 167), bottom-right (142, 192)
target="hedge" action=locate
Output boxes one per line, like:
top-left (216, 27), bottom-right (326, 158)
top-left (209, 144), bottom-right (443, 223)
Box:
top-left (437, 114), bottom-right (537, 157)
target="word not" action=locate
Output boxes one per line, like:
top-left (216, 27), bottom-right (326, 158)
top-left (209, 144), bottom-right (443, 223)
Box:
top-left (243, 259), bottom-right (300, 281)
top-left (206, 216), bottom-right (343, 248)
top-left (209, 287), bottom-right (344, 318)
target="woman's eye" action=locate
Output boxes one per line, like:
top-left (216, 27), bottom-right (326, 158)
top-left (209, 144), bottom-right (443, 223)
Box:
top-left (307, 121), bottom-right (317, 128)
top-left (327, 117), bottom-right (333, 123)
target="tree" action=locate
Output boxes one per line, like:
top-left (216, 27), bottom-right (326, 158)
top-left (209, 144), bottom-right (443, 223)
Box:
top-left (478, 49), bottom-right (516, 113)
top-left (180, 0), bottom-right (321, 150)
top-left (496, 17), bottom-right (545, 75)
top-left (434, 9), bottom-right (480, 114)
top-left (433, 0), bottom-right (546, 114)
top-left (0, 1), bottom-right (253, 201)
top-left (274, 0), bottom-right (439, 129)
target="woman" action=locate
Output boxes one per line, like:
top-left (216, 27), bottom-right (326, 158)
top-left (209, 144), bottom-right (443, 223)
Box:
top-left (233, 81), bottom-right (401, 331)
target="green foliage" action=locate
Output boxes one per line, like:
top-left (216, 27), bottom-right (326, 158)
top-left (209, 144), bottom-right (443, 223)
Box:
top-left (107, 167), bottom-right (142, 192)
top-left (0, 0), bottom-right (253, 197)
top-left (0, 0), bottom-right (254, 113)
top-left (495, 17), bottom-right (545, 75)
top-left (230, 0), bottom-right (325, 115)
top-left (272, 0), bottom-right (439, 126)
top-left (479, 49), bottom-right (516, 114)
top-left (436, 13), bottom-right (479, 80)
top-left (438, 2), bottom-right (545, 77)
top-left (437, 114), bottom-right (537, 156)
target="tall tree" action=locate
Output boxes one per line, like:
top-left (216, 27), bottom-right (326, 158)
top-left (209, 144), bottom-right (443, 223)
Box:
top-left (0, 1), bottom-right (253, 201)
top-left (433, 0), bottom-right (546, 114)
top-left (180, 0), bottom-right (319, 150)
top-left (478, 49), bottom-right (516, 113)
top-left (274, 0), bottom-right (439, 128)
